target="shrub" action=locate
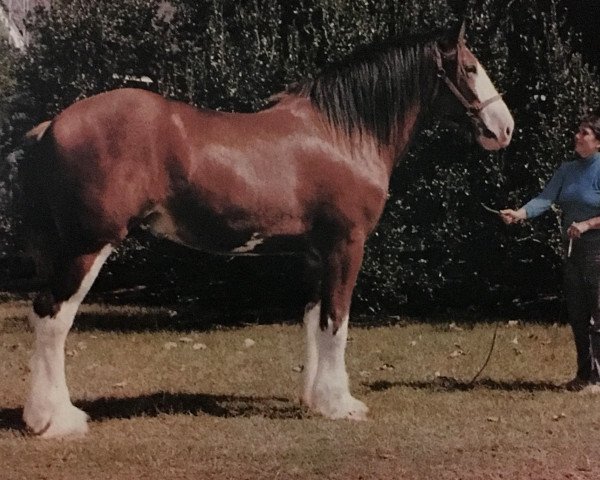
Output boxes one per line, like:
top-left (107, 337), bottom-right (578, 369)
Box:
top-left (3, 0), bottom-right (598, 317)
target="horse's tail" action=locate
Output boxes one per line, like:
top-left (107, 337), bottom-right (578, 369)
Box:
top-left (24, 120), bottom-right (52, 146)
top-left (19, 120), bottom-right (58, 282)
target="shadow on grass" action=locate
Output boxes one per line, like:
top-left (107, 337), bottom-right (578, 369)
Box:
top-left (80, 392), bottom-right (307, 421)
top-left (364, 376), bottom-right (565, 393)
top-left (0, 407), bottom-right (23, 432)
top-left (0, 392), bottom-right (308, 432)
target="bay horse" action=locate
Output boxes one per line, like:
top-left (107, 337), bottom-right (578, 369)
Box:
top-left (19, 25), bottom-right (513, 437)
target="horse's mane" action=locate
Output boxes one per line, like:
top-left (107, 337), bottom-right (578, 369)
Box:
top-left (288, 34), bottom-right (445, 145)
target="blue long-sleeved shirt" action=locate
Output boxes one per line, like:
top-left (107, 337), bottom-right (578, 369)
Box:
top-left (524, 152), bottom-right (600, 241)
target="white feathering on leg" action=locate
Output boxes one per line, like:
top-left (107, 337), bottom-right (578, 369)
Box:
top-left (301, 302), bottom-right (320, 407)
top-left (310, 315), bottom-right (368, 420)
top-left (24, 245), bottom-right (112, 438)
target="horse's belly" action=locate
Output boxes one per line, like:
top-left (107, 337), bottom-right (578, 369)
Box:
top-left (143, 205), bottom-right (307, 255)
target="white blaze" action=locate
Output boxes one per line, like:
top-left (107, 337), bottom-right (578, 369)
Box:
top-left (473, 63), bottom-right (514, 150)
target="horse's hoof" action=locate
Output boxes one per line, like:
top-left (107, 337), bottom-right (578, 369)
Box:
top-left (299, 393), bottom-right (313, 409)
top-left (25, 404), bottom-right (89, 438)
top-left (344, 397), bottom-right (369, 421)
top-left (313, 391), bottom-right (369, 421)
top-left (23, 406), bottom-right (51, 436)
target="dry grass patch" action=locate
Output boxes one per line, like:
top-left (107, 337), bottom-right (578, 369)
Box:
top-left (1, 300), bottom-right (599, 479)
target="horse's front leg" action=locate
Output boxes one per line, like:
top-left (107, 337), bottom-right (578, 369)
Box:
top-left (302, 233), bottom-right (368, 420)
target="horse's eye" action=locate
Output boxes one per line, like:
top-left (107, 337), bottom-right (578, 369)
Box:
top-left (464, 64), bottom-right (477, 74)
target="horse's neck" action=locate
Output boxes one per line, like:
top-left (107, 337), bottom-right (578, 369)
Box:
top-left (271, 94), bottom-right (423, 181)
top-left (381, 102), bottom-right (425, 175)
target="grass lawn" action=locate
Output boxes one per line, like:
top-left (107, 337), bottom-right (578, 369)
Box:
top-left (1, 299), bottom-right (599, 479)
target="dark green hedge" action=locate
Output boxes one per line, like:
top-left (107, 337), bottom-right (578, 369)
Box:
top-left (1, 0), bottom-right (598, 317)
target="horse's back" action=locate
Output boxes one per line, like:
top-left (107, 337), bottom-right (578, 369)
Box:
top-left (51, 88), bottom-right (170, 158)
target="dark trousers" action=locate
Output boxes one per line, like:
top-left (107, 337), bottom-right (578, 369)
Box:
top-left (563, 239), bottom-right (600, 383)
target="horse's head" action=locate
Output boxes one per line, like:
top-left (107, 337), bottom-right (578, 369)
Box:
top-left (434, 23), bottom-right (514, 150)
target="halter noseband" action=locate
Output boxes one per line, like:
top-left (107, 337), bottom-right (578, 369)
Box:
top-left (433, 46), bottom-right (503, 124)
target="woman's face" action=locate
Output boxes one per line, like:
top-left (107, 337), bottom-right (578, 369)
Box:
top-left (574, 124), bottom-right (600, 158)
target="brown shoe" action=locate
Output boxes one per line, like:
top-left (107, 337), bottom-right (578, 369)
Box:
top-left (563, 377), bottom-right (589, 391)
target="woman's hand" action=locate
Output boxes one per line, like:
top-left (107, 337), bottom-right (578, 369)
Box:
top-left (567, 221), bottom-right (590, 239)
top-left (500, 208), bottom-right (527, 225)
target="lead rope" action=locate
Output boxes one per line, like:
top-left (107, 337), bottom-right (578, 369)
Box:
top-left (467, 149), bottom-right (506, 386)
top-left (468, 320), bottom-right (500, 385)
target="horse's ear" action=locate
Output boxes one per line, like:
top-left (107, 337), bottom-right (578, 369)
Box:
top-left (457, 20), bottom-right (466, 44)
top-left (438, 21), bottom-right (466, 53)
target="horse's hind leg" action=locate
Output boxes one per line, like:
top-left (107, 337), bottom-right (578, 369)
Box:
top-left (302, 233), bottom-right (368, 420)
top-left (23, 244), bottom-right (112, 438)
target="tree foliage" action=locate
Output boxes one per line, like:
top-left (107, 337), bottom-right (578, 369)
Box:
top-left (0, 27), bottom-right (22, 265)
top-left (1, 0), bottom-right (598, 316)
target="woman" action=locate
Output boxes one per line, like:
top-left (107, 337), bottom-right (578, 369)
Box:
top-left (501, 113), bottom-right (600, 391)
